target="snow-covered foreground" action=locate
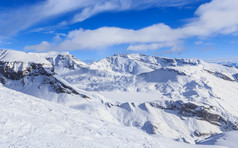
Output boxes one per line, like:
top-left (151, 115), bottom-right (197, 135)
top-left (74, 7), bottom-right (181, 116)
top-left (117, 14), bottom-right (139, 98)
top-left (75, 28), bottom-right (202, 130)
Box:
top-left (0, 85), bottom-right (222, 148)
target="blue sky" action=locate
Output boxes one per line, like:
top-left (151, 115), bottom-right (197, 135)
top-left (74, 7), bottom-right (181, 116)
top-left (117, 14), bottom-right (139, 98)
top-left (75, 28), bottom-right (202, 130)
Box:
top-left (0, 0), bottom-right (238, 61)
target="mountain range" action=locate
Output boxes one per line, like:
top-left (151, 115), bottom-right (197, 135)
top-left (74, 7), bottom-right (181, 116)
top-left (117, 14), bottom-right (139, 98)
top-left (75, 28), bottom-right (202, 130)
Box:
top-left (0, 49), bottom-right (237, 147)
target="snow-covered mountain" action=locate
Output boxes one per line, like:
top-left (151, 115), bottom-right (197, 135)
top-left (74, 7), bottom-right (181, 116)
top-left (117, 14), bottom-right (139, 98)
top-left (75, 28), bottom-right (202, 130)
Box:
top-left (0, 49), bottom-right (93, 104)
top-left (32, 51), bottom-right (88, 74)
top-left (207, 57), bottom-right (238, 69)
top-left (0, 49), bottom-right (238, 147)
top-left (47, 53), bottom-right (238, 143)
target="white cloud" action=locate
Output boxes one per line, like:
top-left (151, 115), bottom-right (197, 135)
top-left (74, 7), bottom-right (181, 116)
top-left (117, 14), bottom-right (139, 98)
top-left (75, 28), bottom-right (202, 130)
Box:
top-left (26, 0), bottom-right (238, 52)
top-left (25, 24), bottom-right (184, 52)
top-left (25, 41), bottom-right (53, 52)
top-left (127, 42), bottom-right (183, 52)
top-left (127, 43), bottom-right (171, 51)
top-left (72, 1), bottom-right (124, 23)
top-left (181, 0), bottom-right (238, 36)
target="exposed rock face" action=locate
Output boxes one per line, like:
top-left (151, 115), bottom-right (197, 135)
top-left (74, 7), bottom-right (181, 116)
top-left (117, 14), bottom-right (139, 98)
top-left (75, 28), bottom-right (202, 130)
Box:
top-left (0, 76), bottom-right (7, 84)
top-left (0, 60), bottom-right (89, 98)
top-left (149, 100), bottom-right (237, 130)
top-left (43, 76), bottom-right (89, 97)
top-left (107, 99), bottom-right (238, 144)
top-left (233, 73), bottom-right (238, 81)
top-left (0, 61), bottom-right (53, 80)
top-left (204, 69), bottom-right (234, 82)
top-left (141, 121), bottom-right (159, 135)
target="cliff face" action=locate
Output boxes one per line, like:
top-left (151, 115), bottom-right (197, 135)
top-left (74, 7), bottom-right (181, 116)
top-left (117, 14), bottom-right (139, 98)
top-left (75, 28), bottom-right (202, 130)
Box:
top-left (0, 49), bottom-right (53, 80)
top-left (0, 61), bottom-right (53, 80)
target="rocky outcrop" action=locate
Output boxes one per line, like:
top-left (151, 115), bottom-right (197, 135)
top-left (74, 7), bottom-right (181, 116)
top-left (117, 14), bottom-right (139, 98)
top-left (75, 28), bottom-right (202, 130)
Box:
top-left (149, 100), bottom-right (237, 129)
top-left (141, 121), bottom-right (159, 135)
top-left (0, 76), bottom-right (7, 84)
top-left (108, 99), bottom-right (238, 143)
top-left (204, 69), bottom-right (234, 82)
top-left (0, 60), bottom-right (90, 99)
top-left (43, 76), bottom-right (90, 98)
top-left (0, 61), bottom-right (53, 80)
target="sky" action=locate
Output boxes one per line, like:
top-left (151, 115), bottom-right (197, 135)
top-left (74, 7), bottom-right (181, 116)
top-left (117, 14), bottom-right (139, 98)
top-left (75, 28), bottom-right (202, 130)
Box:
top-left (0, 0), bottom-right (238, 61)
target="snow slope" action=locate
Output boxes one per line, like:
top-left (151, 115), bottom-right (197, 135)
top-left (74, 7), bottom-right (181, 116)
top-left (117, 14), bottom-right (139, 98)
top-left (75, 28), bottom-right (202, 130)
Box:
top-left (199, 131), bottom-right (238, 148)
top-left (0, 85), bottom-right (223, 148)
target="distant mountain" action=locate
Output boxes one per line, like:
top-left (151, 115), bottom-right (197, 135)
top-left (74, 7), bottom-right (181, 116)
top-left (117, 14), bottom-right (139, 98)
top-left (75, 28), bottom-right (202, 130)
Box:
top-left (206, 57), bottom-right (238, 68)
top-left (39, 51), bottom-right (238, 143)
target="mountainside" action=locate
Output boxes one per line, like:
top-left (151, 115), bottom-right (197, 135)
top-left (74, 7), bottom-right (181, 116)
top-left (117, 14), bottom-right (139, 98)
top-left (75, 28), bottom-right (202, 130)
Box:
top-left (0, 50), bottom-right (93, 105)
top-left (199, 131), bottom-right (238, 148)
top-left (49, 53), bottom-right (238, 143)
top-left (0, 49), bottom-right (238, 147)
top-left (2, 84), bottom-right (217, 148)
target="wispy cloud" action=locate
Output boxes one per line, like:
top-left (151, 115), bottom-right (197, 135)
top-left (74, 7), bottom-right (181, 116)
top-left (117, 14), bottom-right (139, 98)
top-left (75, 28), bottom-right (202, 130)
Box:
top-left (71, 0), bottom-right (199, 23)
top-left (25, 0), bottom-right (238, 53)
top-left (195, 41), bottom-right (213, 45)
top-left (0, 0), bottom-right (196, 37)
top-left (31, 21), bottom-right (68, 33)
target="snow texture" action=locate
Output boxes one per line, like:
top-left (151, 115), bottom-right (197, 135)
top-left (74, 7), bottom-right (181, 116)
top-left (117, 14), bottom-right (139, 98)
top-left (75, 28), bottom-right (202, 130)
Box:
top-left (0, 85), bottom-right (224, 148)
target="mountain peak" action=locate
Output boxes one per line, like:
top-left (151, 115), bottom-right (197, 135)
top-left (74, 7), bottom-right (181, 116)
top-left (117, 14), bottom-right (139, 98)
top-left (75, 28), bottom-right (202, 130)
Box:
top-left (0, 49), bottom-right (51, 64)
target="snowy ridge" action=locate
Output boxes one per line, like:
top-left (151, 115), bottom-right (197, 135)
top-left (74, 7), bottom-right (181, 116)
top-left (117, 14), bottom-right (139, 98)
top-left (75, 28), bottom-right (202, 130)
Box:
top-left (0, 49), bottom-right (50, 64)
top-left (0, 49), bottom-right (52, 80)
top-left (34, 51), bottom-right (87, 74)
top-left (90, 53), bottom-right (203, 75)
